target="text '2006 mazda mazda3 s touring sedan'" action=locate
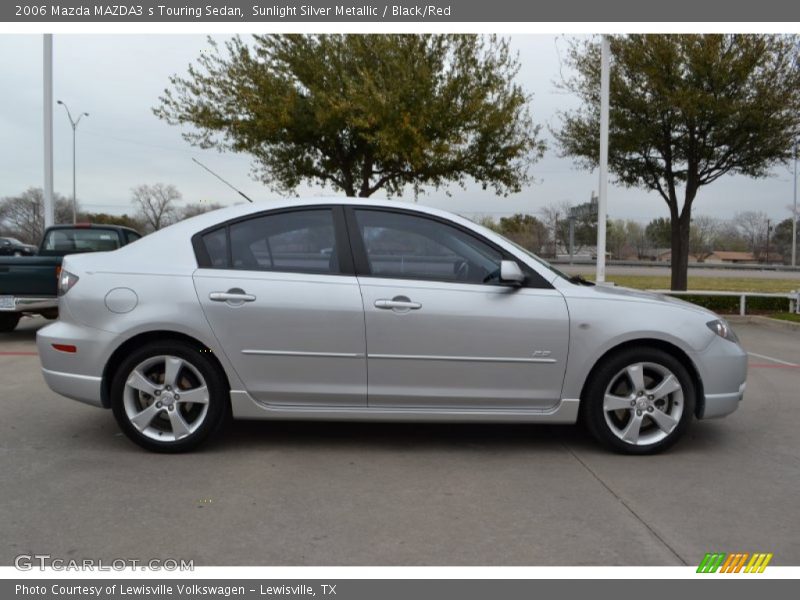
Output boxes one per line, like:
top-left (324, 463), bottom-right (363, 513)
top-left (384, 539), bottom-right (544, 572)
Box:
top-left (37, 198), bottom-right (747, 454)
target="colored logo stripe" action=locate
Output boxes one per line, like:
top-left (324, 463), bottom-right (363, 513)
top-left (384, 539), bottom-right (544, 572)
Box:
top-left (697, 552), bottom-right (773, 573)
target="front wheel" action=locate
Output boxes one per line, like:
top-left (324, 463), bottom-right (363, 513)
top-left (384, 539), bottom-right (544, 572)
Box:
top-left (582, 347), bottom-right (696, 454)
top-left (110, 341), bottom-right (230, 452)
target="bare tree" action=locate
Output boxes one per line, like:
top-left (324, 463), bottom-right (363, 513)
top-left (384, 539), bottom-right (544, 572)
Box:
top-left (180, 202), bottom-right (224, 220)
top-left (131, 184), bottom-right (181, 232)
top-left (688, 215), bottom-right (719, 261)
top-left (734, 211), bottom-right (770, 256)
top-left (0, 188), bottom-right (74, 244)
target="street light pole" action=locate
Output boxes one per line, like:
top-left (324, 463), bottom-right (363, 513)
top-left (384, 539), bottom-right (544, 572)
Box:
top-left (56, 100), bottom-right (88, 224)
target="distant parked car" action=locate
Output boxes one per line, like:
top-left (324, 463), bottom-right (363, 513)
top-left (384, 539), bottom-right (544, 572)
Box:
top-left (37, 199), bottom-right (747, 454)
top-left (0, 237), bottom-right (37, 256)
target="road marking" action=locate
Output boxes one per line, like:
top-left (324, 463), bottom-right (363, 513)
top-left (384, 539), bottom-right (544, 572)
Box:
top-left (747, 352), bottom-right (799, 367)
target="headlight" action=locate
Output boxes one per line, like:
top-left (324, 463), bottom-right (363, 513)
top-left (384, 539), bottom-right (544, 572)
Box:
top-left (57, 270), bottom-right (79, 296)
top-left (706, 319), bottom-right (739, 344)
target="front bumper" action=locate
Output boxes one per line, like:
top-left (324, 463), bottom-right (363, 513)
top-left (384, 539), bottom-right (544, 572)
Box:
top-left (695, 334), bottom-right (748, 419)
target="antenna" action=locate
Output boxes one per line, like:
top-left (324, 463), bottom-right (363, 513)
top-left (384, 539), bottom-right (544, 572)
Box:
top-left (191, 157), bottom-right (253, 203)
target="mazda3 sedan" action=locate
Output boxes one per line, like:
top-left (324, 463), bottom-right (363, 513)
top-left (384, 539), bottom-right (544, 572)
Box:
top-left (37, 198), bottom-right (747, 453)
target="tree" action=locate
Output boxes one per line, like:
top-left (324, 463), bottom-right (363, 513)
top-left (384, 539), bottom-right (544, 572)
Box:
top-left (688, 215), bottom-right (719, 261)
top-left (539, 199), bottom-right (598, 257)
top-left (734, 210), bottom-right (770, 256)
top-left (496, 213), bottom-right (548, 254)
top-left (772, 217), bottom-right (798, 264)
top-left (80, 212), bottom-right (144, 230)
top-left (131, 184), bottom-right (181, 232)
top-left (155, 34), bottom-right (544, 198)
top-left (180, 202), bottom-right (224, 220)
top-left (645, 217), bottom-right (672, 248)
top-left (556, 35), bottom-right (800, 289)
top-left (0, 188), bottom-right (74, 244)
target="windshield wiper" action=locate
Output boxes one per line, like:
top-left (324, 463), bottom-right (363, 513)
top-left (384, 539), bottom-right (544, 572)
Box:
top-left (568, 274), bottom-right (595, 286)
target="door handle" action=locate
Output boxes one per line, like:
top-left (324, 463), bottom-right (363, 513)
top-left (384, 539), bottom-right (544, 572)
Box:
top-left (375, 297), bottom-right (422, 310)
top-left (209, 290), bottom-right (256, 303)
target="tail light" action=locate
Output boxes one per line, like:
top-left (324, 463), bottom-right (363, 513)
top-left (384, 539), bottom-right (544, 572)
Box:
top-left (58, 270), bottom-right (80, 296)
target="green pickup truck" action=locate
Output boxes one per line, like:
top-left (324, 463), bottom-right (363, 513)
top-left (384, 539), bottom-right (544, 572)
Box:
top-left (0, 224), bottom-right (142, 332)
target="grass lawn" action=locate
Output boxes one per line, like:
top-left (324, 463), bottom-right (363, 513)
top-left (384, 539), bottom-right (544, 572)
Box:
top-left (768, 312), bottom-right (800, 323)
top-left (584, 275), bottom-right (800, 293)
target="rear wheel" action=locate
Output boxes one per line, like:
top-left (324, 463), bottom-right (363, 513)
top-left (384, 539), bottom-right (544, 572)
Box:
top-left (0, 313), bottom-right (21, 333)
top-left (110, 341), bottom-right (230, 452)
top-left (582, 347), bottom-right (695, 454)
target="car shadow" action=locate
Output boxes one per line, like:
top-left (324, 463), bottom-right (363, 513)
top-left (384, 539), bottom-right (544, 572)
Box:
top-left (1, 315), bottom-right (48, 342)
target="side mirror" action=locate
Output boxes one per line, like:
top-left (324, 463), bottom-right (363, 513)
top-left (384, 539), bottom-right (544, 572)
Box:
top-left (499, 260), bottom-right (525, 284)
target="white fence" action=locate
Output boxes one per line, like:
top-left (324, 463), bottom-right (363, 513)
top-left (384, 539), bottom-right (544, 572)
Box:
top-left (648, 289), bottom-right (800, 316)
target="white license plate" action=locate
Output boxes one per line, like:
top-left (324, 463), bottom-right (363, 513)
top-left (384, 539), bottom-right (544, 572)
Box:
top-left (0, 296), bottom-right (15, 310)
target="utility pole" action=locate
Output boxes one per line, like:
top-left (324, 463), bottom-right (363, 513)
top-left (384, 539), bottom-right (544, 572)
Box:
top-left (596, 35), bottom-right (610, 283)
top-left (766, 219), bottom-right (772, 265)
top-left (792, 141), bottom-right (797, 268)
top-left (43, 35), bottom-right (54, 228)
top-left (568, 214), bottom-right (576, 264)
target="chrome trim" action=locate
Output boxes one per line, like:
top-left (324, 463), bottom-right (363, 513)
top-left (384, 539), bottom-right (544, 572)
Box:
top-left (0, 296), bottom-right (58, 312)
top-left (241, 349), bottom-right (365, 358)
top-left (367, 353), bottom-right (558, 364)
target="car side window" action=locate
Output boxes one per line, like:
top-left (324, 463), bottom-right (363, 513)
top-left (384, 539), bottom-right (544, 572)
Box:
top-left (353, 209), bottom-right (504, 284)
top-left (211, 209), bottom-right (339, 275)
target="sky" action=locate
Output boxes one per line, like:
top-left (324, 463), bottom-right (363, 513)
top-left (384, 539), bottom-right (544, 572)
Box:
top-left (0, 34), bottom-right (797, 223)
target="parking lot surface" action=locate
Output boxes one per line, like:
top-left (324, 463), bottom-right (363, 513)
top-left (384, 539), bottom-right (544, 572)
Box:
top-left (1, 317), bottom-right (799, 566)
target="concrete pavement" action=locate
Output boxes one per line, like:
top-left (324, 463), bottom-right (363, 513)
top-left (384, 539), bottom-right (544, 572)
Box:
top-left (1, 317), bottom-right (798, 566)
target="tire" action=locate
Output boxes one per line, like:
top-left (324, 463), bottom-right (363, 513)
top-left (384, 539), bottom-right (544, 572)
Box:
top-left (110, 340), bottom-right (231, 453)
top-left (582, 346), bottom-right (696, 455)
top-left (0, 313), bottom-right (21, 333)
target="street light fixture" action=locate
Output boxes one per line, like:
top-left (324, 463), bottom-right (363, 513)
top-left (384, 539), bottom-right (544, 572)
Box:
top-left (56, 100), bottom-right (89, 224)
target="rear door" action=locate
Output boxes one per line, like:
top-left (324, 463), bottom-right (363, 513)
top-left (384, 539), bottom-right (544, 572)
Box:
top-left (192, 207), bottom-right (367, 407)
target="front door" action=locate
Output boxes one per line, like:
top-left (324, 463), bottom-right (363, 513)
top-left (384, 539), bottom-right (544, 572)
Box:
top-left (348, 208), bottom-right (570, 410)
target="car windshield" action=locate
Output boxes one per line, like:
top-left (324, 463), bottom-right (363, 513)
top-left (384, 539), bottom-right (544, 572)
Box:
top-left (41, 228), bottom-right (120, 253)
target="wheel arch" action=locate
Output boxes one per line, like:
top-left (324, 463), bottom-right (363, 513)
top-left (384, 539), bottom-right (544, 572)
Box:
top-left (101, 330), bottom-right (231, 408)
top-left (578, 338), bottom-right (705, 419)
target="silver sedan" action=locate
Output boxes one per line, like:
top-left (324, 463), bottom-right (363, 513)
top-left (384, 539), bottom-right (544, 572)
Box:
top-left (37, 198), bottom-right (747, 454)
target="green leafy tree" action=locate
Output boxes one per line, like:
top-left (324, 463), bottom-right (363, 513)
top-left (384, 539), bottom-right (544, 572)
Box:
top-left (556, 34), bottom-right (800, 289)
top-left (645, 217), bottom-right (672, 248)
top-left (771, 217), bottom-right (798, 264)
top-left (496, 213), bottom-right (548, 253)
top-left (155, 34), bottom-right (544, 198)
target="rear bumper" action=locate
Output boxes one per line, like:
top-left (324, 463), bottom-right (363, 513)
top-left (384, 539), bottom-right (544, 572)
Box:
top-left (0, 296), bottom-right (57, 313)
top-left (41, 368), bottom-right (103, 408)
top-left (37, 320), bottom-right (115, 408)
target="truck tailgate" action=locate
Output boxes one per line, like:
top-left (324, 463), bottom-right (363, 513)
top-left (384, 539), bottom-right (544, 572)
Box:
top-left (0, 257), bottom-right (62, 296)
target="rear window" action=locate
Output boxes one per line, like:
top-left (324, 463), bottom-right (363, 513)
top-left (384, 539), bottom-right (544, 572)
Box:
top-left (41, 229), bottom-right (121, 253)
